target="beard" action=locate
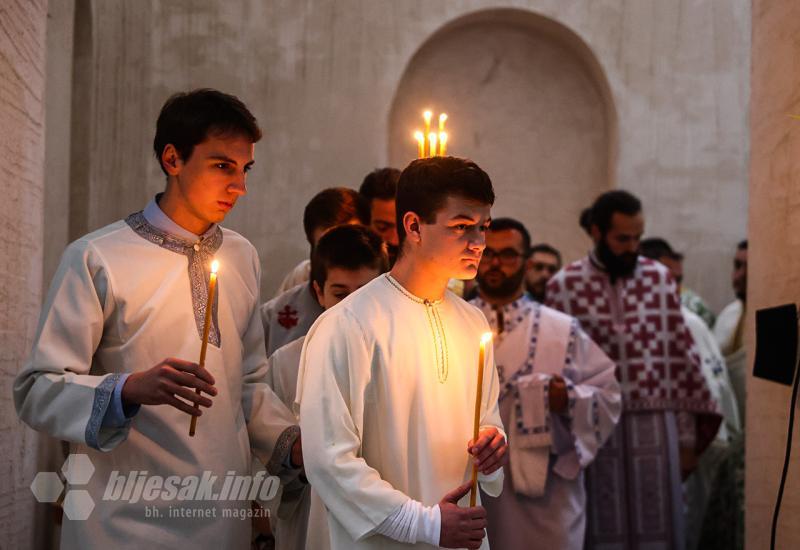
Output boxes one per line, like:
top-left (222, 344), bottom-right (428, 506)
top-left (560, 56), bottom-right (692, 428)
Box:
top-left (596, 238), bottom-right (638, 282)
top-left (478, 265), bottom-right (526, 299)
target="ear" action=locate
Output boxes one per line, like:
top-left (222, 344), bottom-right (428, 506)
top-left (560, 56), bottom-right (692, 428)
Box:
top-left (403, 212), bottom-right (422, 245)
top-left (160, 144), bottom-right (183, 176)
top-left (589, 223), bottom-right (602, 244)
top-left (312, 280), bottom-right (325, 307)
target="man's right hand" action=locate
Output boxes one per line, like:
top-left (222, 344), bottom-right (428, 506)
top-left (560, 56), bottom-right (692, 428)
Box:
top-left (438, 481), bottom-right (487, 549)
top-left (121, 358), bottom-right (217, 416)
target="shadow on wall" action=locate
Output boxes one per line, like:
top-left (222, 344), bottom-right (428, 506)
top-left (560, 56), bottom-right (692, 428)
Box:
top-left (388, 8), bottom-right (617, 263)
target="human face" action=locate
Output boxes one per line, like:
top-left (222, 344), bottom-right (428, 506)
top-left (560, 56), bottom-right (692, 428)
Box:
top-left (369, 198), bottom-right (399, 248)
top-left (593, 212), bottom-right (644, 280)
top-left (161, 134), bottom-right (254, 234)
top-left (313, 266), bottom-right (381, 309)
top-left (478, 229), bottom-right (527, 300)
top-left (732, 247), bottom-right (747, 301)
top-left (414, 196), bottom-right (491, 281)
top-left (525, 252), bottom-right (560, 299)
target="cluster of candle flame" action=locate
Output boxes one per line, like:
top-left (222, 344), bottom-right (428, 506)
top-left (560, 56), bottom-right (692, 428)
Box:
top-left (414, 110), bottom-right (448, 158)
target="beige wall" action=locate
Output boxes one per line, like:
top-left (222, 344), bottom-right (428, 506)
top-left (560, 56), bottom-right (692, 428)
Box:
top-left (747, 0), bottom-right (800, 547)
top-left (46, 0), bottom-right (750, 311)
top-left (0, 0), bottom-right (47, 548)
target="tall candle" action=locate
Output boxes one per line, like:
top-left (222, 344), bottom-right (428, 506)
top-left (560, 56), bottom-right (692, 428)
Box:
top-left (470, 332), bottom-right (493, 506)
top-left (428, 132), bottom-right (438, 158)
top-left (438, 113), bottom-right (448, 133)
top-left (189, 259), bottom-right (219, 437)
top-left (415, 131), bottom-right (425, 159)
top-left (423, 110), bottom-right (432, 156)
top-left (438, 131), bottom-right (448, 156)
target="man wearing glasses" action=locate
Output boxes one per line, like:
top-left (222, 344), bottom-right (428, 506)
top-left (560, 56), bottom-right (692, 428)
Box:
top-left (525, 243), bottom-right (562, 302)
top-left (470, 217), bottom-right (621, 550)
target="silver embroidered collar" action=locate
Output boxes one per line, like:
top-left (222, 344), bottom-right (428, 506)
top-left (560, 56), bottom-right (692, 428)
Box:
top-left (125, 211), bottom-right (223, 347)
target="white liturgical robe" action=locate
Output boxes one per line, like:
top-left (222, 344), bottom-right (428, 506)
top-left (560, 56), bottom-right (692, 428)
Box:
top-left (297, 274), bottom-right (505, 550)
top-left (472, 295), bottom-right (621, 550)
top-left (266, 337), bottom-right (331, 550)
top-left (14, 207), bottom-right (299, 549)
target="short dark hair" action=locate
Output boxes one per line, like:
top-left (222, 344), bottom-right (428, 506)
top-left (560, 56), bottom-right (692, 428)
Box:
top-left (303, 187), bottom-right (369, 246)
top-left (737, 239), bottom-right (748, 250)
top-left (153, 89), bottom-right (261, 175)
top-left (587, 190), bottom-right (642, 234)
top-left (310, 224), bottom-right (389, 289)
top-left (359, 168), bottom-right (400, 213)
top-left (396, 157), bottom-right (495, 248)
top-left (488, 217), bottom-right (531, 253)
top-left (529, 243), bottom-right (562, 267)
top-left (579, 207), bottom-right (593, 235)
top-left (640, 237), bottom-right (683, 261)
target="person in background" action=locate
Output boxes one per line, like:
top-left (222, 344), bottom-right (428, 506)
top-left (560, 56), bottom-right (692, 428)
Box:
top-left (359, 167), bottom-right (401, 265)
top-left (525, 243), bottom-right (562, 302)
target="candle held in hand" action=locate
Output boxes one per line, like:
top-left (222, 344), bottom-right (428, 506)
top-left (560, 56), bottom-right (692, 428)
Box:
top-left (189, 259), bottom-right (219, 437)
top-left (470, 332), bottom-right (493, 506)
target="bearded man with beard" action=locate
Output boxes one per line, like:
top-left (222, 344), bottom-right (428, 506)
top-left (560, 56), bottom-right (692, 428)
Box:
top-left (546, 191), bottom-right (721, 550)
top-left (470, 218), bottom-right (621, 550)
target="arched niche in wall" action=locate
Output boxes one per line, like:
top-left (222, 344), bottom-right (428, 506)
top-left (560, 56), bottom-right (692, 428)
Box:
top-left (388, 9), bottom-right (617, 263)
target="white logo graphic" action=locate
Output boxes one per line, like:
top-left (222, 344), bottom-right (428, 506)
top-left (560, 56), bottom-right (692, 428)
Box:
top-left (31, 454), bottom-right (280, 521)
top-left (30, 453), bottom-right (95, 520)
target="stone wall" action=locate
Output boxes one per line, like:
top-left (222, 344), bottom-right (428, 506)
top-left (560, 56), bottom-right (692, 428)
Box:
top-left (47, 0), bottom-right (750, 311)
top-left (0, 0), bottom-right (47, 548)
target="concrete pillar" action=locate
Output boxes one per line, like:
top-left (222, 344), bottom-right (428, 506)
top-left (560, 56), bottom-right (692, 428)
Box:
top-left (0, 1), bottom-right (47, 548)
top-left (747, 0), bottom-right (800, 547)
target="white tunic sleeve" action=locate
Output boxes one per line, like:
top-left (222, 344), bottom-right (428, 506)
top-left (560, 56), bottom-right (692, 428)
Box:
top-left (298, 308), bottom-right (410, 542)
top-left (240, 260), bottom-right (301, 475)
top-left (13, 240), bottom-right (130, 451)
top-left (551, 322), bottom-right (622, 477)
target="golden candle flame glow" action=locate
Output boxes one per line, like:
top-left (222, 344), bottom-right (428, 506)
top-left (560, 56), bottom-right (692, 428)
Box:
top-left (211, 260), bottom-right (219, 274)
top-left (438, 113), bottom-right (448, 131)
top-left (481, 332), bottom-right (493, 344)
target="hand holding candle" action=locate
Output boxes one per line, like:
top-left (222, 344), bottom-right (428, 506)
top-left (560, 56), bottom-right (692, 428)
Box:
top-left (189, 259), bottom-right (219, 437)
top-left (470, 332), bottom-right (493, 506)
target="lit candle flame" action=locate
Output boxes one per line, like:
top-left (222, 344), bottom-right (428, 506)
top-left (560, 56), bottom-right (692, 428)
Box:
top-left (211, 260), bottom-right (219, 274)
top-left (438, 131), bottom-right (448, 156)
top-left (415, 131), bottom-right (425, 159)
top-left (428, 132), bottom-right (438, 157)
top-left (481, 332), bottom-right (492, 345)
top-left (438, 113), bottom-right (448, 132)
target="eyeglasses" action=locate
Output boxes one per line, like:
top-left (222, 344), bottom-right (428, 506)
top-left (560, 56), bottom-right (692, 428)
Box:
top-left (482, 248), bottom-right (525, 264)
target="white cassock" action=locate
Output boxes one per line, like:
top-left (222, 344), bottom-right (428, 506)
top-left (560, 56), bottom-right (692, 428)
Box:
top-left (713, 299), bottom-right (746, 424)
top-left (682, 306), bottom-right (741, 550)
top-left (265, 337), bottom-right (330, 550)
top-left (472, 295), bottom-right (621, 550)
top-left (297, 273), bottom-right (505, 550)
top-left (275, 259), bottom-right (311, 297)
top-left (261, 282), bottom-right (324, 356)
top-left (14, 209), bottom-right (299, 549)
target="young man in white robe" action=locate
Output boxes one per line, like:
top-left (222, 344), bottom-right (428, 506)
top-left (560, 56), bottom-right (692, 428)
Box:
top-left (14, 89), bottom-right (302, 549)
top-left (271, 187), bottom-right (367, 296)
top-left (470, 217), bottom-right (621, 550)
top-left (297, 157), bottom-right (509, 550)
top-left (266, 224), bottom-right (389, 550)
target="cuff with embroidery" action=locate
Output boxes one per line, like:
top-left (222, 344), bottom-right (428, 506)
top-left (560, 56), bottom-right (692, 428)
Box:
top-left (374, 499), bottom-right (441, 546)
top-left (101, 373), bottom-right (141, 429)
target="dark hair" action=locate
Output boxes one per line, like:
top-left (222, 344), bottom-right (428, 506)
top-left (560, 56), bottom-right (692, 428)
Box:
top-left (310, 224), bottom-right (389, 289)
top-left (396, 156), bottom-right (495, 247)
top-left (579, 207), bottom-right (593, 235)
top-left (488, 217), bottom-right (531, 254)
top-left (303, 187), bottom-right (369, 246)
top-left (640, 237), bottom-right (683, 261)
top-left (529, 243), bottom-right (563, 267)
top-left (737, 240), bottom-right (748, 250)
top-left (359, 168), bottom-right (401, 214)
top-left (153, 89), bottom-right (261, 175)
top-left (587, 190), bottom-right (642, 235)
